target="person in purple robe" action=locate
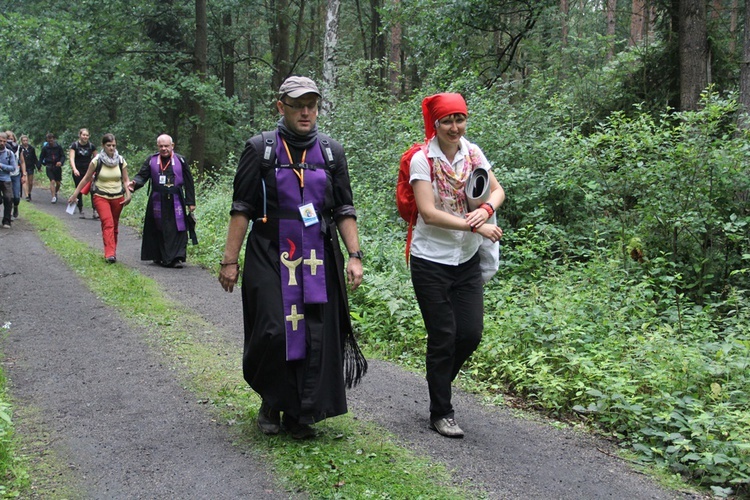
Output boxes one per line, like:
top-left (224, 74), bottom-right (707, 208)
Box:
top-left (128, 134), bottom-right (196, 268)
top-left (218, 76), bottom-right (367, 439)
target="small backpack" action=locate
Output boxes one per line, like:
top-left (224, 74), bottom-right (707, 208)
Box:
top-left (395, 142), bottom-right (430, 264)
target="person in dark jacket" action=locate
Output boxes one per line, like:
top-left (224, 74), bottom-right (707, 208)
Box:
top-left (218, 76), bottom-right (367, 439)
top-left (19, 135), bottom-right (40, 202)
top-left (69, 128), bottom-right (98, 218)
top-left (39, 133), bottom-right (65, 203)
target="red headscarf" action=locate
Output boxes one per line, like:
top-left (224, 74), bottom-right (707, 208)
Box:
top-left (421, 93), bottom-right (468, 139)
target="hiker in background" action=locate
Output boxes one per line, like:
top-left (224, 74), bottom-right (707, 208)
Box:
top-left (67, 133), bottom-right (131, 263)
top-left (69, 128), bottom-right (98, 219)
top-left (409, 92), bottom-right (504, 438)
top-left (127, 134), bottom-right (196, 268)
top-left (5, 131), bottom-right (25, 219)
top-left (20, 135), bottom-right (40, 202)
top-left (0, 132), bottom-right (18, 228)
top-left (218, 76), bottom-right (367, 439)
top-left (39, 133), bottom-right (65, 203)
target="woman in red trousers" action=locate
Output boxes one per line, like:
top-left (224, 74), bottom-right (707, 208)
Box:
top-left (68, 133), bottom-right (131, 263)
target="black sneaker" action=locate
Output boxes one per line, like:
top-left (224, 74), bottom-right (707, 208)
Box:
top-left (105, 256), bottom-right (117, 264)
top-left (257, 402), bottom-right (280, 435)
top-left (12, 205), bottom-right (18, 218)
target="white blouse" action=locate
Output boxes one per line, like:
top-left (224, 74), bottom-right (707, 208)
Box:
top-left (409, 136), bottom-right (491, 266)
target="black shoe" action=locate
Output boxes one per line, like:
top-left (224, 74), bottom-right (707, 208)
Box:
top-left (12, 206), bottom-right (18, 219)
top-left (257, 402), bottom-right (280, 435)
top-left (105, 256), bottom-right (117, 264)
top-left (25, 196), bottom-right (31, 202)
top-left (282, 414), bottom-right (315, 439)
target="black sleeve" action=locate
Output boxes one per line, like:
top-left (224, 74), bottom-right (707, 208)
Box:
top-left (179, 155), bottom-right (195, 206)
top-left (328, 138), bottom-right (357, 221)
top-left (230, 137), bottom-right (263, 219)
top-left (132, 157), bottom-right (153, 189)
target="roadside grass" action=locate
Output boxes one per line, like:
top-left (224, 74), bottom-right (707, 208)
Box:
top-left (20, 207), bottom-right (473, 498)
top-left (0, 332), bottom-right (30, 499)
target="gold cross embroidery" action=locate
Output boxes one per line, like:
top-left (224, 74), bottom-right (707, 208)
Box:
top-left (285, 304), bottom-right (304, 331)
top-left (303, 249), bottom-right (324, 275)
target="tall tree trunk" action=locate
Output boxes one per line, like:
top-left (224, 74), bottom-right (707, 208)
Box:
top-left (561, 0), bottom-right (569, 47)
top-left (606, 0), bottom-right (617, 59)
top-left (270, 0), bottom-right (291, 91)
top-left (631, 0), bottom-right (646, 45)
top-left (322, 0), bottom-right (340, 116)
top-left (389, 0), bottom-right (402, 96)
top-left (370, 0), bottom-right (386, 82)
top-left (190, 0), bottom-right (207, 175)
top-left (740, 0), bottom-right (750, 125)
top-left (292, 0), bottom-right (307, 71)
top-left (679, 0), bottom-right (708, 110)
top-left (222, 12), bottom-right (235, 98)
top-left (730, 0), bottom-right (739, 54)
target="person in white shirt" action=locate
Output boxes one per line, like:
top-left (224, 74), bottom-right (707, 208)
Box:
top-left (409, 92), bottom-right (505, 438)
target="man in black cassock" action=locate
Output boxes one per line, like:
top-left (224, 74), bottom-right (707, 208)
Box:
top-left (218, 76), bottom-right (367, 439)
top-left (129, 134), bottom-right (196, 268)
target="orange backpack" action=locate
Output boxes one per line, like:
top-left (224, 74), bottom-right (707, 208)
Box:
top-left (396, 142), bottom-right (430, 264)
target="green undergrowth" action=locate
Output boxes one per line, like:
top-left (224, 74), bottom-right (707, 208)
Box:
top-left (21, 207), bottom-right (472, 499)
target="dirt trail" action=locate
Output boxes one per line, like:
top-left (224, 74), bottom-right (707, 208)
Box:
top-left (0, 197), bottom-right (700, 499)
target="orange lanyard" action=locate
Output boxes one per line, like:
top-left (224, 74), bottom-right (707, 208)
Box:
top-left (159, 155), bottom-right (171, 173)
top-left (281, 138), bottom-right (305, 188)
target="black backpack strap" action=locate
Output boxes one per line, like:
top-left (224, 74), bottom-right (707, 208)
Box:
top-left (317, 132), bottom-right (336, 169)
top-left (259, 130), bottom-right (276, 174)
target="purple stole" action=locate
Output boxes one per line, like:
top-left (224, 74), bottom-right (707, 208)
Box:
top-left (149, 154), bottom-right (186, 232)
top-left (276, 136), bottom-right (328, 361)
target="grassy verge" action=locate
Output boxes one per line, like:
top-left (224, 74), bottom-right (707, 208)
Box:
top-left (18, 207), bottom-right (473, 498)
top-left (0, 333), bottom-right (30, 498)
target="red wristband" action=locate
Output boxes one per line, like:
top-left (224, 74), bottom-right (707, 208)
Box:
top-left (480, 202), bottom-right (494, 217)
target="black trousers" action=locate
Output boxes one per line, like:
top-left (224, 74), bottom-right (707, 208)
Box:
top-left (410, 253), bottom-right (483, 422)
top-left (0, 180), bottom-right (12, 225)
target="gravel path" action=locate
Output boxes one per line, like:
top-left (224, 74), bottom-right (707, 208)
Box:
top-left (0, 196), bottom-right (702, 499)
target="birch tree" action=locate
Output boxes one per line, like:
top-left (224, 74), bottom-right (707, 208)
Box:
top-left (322, 0), bottom-right (341, 115)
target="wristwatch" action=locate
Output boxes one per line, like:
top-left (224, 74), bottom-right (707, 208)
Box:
top-left (348, 250), bottom-right (364, 260)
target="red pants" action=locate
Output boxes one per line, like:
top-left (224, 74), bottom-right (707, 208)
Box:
top-left (93, 195), bottom-right (125, 259)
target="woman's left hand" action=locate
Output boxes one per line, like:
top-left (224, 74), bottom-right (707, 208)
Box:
top-left (121, 194), bottom-right (131, 206)
top-left (465, 206), bottom-right (490, 230)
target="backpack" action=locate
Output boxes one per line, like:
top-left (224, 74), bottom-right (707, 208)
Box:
top-left (250, 131), bottom-right (337, 223)
top-left (254, 130), bottom-right (336, 173)
top-left (396, 141), bottom-right (485, 264)
top-left (85, 157), bottom-right (124, 195)
top-left (396, 142), bottom-right (430, 263)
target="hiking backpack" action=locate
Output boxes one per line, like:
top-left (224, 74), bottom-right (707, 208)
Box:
top-left (395, 142), bottom-right (431, 264)
top-left (250, 131), bottom-right (337, 223)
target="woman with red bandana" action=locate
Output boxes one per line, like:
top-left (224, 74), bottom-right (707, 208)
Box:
top-left (409, 92), bottom-right (505, 438)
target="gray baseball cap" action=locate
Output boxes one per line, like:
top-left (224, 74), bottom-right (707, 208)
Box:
top-left (278, 76), bottom-right (321, 99)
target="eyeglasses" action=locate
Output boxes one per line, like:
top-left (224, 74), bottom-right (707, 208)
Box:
top-left (282, 101), bottom-right (319, 111)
